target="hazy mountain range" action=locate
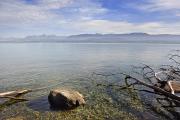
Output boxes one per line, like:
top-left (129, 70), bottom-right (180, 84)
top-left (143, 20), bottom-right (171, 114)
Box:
top-left (1, 33), bottom-right (180, 43)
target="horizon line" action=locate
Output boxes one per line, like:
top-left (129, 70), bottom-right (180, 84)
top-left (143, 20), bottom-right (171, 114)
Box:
top-left (2, 32), bottom-right (180, 39)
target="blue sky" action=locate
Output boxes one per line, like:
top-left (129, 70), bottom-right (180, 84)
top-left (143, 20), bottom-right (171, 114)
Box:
top-left (1, 0), bottom-right (180, 37)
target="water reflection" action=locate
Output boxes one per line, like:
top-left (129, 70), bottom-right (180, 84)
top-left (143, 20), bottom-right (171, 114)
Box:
top-left (1, 43), bottom-right (180, 119)
top-left (27, 96), bottom-right (50, 111)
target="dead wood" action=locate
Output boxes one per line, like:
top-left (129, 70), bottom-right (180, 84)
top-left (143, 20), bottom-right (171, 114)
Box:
top-left (0, 89), bottom-right (32, 97)
top-left (0, 89), bottom-right (32, 102)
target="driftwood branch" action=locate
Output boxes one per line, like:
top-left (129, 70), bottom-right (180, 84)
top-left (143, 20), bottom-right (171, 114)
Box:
top-left (0, 89), bottom-right (32, 97)
top-left (95, 72), bottom-right (180, 101)
top-left (0, 89), bottom-right (32, 101)
top-left (0, 96), bottom-right (28, 101)
top-left (0, 81), bottom-right (63, 101)
top-left (124, 74), bottom-right (180, 101)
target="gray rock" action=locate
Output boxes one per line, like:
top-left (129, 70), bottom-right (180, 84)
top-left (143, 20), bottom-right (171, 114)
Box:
top-left (48, 89), bottom-right (85, 109)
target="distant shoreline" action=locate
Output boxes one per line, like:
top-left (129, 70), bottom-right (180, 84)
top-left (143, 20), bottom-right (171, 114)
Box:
top-left (1, 41), bottom-right (180, 44)
top-left (1, 33), bottom-right (180, 44)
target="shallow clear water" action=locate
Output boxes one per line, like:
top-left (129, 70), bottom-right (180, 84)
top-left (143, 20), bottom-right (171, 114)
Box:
top-left (0, 43), bottom-right (180, 119)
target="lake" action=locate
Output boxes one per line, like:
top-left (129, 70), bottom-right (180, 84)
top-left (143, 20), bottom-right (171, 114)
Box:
top-left (0, 43), bottom-right (180, 120)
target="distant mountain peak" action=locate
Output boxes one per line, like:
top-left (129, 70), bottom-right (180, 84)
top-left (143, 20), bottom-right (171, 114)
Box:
top-left (128, 33), bottom-right (149, 36)
top-left (69, 33), bottom-right (103, 37)
top-left (1, 33), bottom-right (180, 43)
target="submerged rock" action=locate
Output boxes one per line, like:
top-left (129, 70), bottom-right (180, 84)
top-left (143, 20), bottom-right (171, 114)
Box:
top-left (48, 89), bottom-right (85, 110)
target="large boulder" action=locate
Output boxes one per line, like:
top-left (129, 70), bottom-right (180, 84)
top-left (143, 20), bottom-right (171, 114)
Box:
top-left (48, 89), bottom-right (85, 110)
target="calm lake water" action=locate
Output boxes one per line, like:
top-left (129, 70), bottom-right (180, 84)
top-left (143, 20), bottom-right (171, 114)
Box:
top-left (0, 43), bottom-right (180, 120)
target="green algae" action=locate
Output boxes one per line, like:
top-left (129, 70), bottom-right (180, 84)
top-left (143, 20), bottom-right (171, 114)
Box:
top-left (0, 77), bottom-right (171, 120)
top-left (0, 84), bottom-right (141, 120)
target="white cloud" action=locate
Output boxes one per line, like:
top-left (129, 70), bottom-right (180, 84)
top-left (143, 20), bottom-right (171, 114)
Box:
top-left (0, 0), bottom-right (56, 25)
top-left (70, 20), bottom-right (180, 34)
top-left (1, 0), bottom-right (180, 37)
top-left (38, 0), bottom-right (73, 9)
top-left (0, 0), bottom-right (110, 37)
top-left (0, 0), bottom-right (107, 26)
top-left (78, 7), bottom-right (107, 16)
top-left (139, 0), bottom-right (180, 12)
top-left (151, 0), bottom-right (180, 10)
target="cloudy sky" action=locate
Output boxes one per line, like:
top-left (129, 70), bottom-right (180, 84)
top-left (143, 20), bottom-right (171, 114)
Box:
top-left (1, 0), bottom-right (180, 37)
